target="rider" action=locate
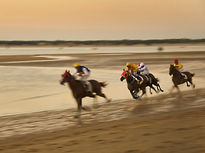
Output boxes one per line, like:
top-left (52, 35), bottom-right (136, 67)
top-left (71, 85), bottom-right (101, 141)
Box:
top-left (126, 62), bottom-right (138, 75)
top-left (173, 59), bottom-right (186, 79)
top-left (74, 63), bottom-right (92, 92)
top-left (138, 62), bottom-right (152, 83)
top-left (173, 59), bottom-right (183, 72)
top-left (126, 62), bottom-right (143, 84)
top-left (138, 62), bottom-right (149, 75)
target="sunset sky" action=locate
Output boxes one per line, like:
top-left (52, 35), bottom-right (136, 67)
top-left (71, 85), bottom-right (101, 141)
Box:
top-left (0, 0), bottom-right (205, 40)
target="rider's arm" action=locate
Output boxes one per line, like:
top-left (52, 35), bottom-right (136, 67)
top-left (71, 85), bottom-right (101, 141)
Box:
top-left (73, 72), bottom-right (79, 77)
top-left (140, 65), bottom-right (145, 72)
top-left (179, 62), bottom-right (183, 69)
top-left (82, 67), bottom-right (89, 76)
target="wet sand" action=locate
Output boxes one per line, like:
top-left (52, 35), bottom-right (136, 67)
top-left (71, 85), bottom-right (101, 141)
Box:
top-left (0, 50), bottom-right (205, 152)
top-left (0, 89), bottom-right (205, 153)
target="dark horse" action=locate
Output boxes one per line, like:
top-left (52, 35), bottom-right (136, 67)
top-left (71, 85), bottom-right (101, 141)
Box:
top-left (169, 64), bottom-right (195, 90)
top-left (146, 73), bottom-right (164, 93)
top-left (120, 70), bottom-right (152, 99)
top-left (60, 70), bottom-right (110, 114)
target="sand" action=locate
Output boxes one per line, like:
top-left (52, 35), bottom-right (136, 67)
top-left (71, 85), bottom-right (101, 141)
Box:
top-left (0, 50), bottom-right (205, 153)
top-left (0, 89), bottom-right (205, 153)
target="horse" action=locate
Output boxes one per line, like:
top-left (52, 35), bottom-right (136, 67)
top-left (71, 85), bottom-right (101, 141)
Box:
top-left (120, 70), bottom-right (152, 99)
top-left (146, 73), bottom-right (164, 93)
top-left (169, 64), bottom-right (195, 90)
top-left (60, 70), bottom-right (110, 115)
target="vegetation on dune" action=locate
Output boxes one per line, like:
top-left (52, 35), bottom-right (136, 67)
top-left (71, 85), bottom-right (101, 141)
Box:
top-left (0, 38), bottom-right (205, 46)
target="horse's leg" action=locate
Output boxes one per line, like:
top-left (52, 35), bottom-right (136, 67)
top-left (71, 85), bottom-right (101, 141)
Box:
top-left (186, 81), bottom-right (190, 87)
top-left (149, 74), bottom-right (162, 92)
top-left (139, 89), bottom-right (146, 98)
top-left (95, 85), bottom-right (111, 102)
top-left (157, 83), bottom-right (164, 92)
top-left (174, 84), bottom-right (180, 92)
top-left (149, 87), bottom-right (152, 94)
top-left (92, 95), bottom-right (99, 108)
top-left (96, 92), bottom-right (111, 102)
top-left (77, 98), bottom-right (82, 111)
top-left (169, 85), bottom-right (176, 93)
top-left (87, 92), bottom-right (96, 98)
top-left (188, 78), bottom-right (195, 88)
top-left (74, 98), bottom-right (82, 118)
top-left (139, 86), bottom-right (146, 98)
top-left (129, 90), bottom-right (138, 99)
top-left (150, 84), bottom-right (157, 94)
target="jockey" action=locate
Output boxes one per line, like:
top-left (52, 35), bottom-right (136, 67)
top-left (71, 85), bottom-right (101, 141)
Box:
top-left (138, 62), bottom-right (149, 75)
top-left (173, 59), bottom-right (183, 72)
top-left (74, 63), bottom-right (92, 92)
top-left (173, 59), bottom-right (187, 79)
top-left (138, 62), bottom-right (152, 83)
top-left (126, 62), bottom-right (143, 84)
top-left (126, 62), bottom-right (138, 75)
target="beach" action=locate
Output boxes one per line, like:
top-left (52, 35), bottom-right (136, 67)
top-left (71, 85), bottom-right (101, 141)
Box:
top-left (0, 48), bottom-right (205, 153)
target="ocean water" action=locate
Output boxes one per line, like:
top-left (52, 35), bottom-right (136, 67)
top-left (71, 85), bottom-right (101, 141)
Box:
top-left (0, 46), bottom-right (205, 116)
top-left (0, 45), bottom-right (205, 55)
top-left (0, 66), bottom-right (132, 116)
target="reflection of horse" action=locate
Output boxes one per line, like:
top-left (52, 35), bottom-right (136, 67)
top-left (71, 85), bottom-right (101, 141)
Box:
top-left (169, 64), bottom-right (195, 90)
top-left (60, 70), bottom-right (110, 114)
top-left (120, 70), bottom-right (152, 99)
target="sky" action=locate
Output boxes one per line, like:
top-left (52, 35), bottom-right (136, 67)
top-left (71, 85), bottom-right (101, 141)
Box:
top-left (0, 0), bottom-right (205, 40)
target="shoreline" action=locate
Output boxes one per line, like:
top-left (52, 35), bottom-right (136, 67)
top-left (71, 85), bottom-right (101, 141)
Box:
top-left (0, 39), bottom-right (205, 48)
top-left (0, 51), bottom-right (205, 67)
top-left (0, 88), bottom-right (204, 139)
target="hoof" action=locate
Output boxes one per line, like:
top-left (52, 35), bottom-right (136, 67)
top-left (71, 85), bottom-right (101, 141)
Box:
top-left (74, 114), bottom-right (80, 118)
top-left (133, 95), bottom-right (139, 99)
top-left (106, 99), bottom-right (112, 103)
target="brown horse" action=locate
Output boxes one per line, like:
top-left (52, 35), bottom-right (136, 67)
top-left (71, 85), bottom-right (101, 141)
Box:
top-left (169, 64), bottom-right (195, 90)
top-left (60, 70), bottom-right (110, 114)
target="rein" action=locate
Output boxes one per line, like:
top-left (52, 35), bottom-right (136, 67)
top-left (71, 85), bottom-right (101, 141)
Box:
top-left (130, 74), bottom-right (141, 84)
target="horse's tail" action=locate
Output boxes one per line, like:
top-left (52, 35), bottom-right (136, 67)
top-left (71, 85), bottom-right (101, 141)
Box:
top-left (191, 73), bottom-right (195, 77)
top-left (149, 73), bottom-right (159, 82)
top-left (100, 82), bottom-right (107, 87)
top-left (155, 77), bottom-right (159, 82)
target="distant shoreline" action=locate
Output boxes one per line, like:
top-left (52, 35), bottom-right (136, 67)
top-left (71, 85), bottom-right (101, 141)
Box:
top-left (0, 38), bottom-right (205, 47)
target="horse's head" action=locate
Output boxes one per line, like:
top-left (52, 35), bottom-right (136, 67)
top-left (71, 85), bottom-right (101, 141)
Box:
top-left (120, 69), bottom-right (129, 81)
top-left (169, 64), bottom-right (175, 76)
top-left (60, 70), bottom-right (73, 85)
